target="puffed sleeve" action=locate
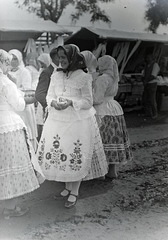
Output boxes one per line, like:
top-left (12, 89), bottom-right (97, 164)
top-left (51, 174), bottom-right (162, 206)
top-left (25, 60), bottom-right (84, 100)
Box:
top-left (72, 75), bottom-right (93, 110)
top-left (93, 75), bottom-right (109, 105)
top-left (46, 73), bottom-right (57, 109)
top-left (3, 78), bottom-right (25, 111)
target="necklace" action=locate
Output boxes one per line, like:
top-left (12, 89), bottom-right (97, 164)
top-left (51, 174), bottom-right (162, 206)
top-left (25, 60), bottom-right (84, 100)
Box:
top-left (62, 71), bottom-right (73, 92)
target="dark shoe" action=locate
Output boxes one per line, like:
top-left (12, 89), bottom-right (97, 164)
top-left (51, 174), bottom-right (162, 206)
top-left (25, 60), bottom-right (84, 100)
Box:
top-left (54, 189), bottom-right (70, 200)
top-left (64, 194), bottom-right (78, 208)
top-left (3, 206), bottom-right (29, 220)
top-left (105, 174), bottom-right (118, 180)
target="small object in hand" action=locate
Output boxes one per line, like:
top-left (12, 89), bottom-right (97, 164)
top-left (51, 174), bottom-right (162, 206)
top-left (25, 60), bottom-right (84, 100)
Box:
top-left (57, 97), bottom-right (68, 105)
top-left (23, 90), bottom-right (36, 104)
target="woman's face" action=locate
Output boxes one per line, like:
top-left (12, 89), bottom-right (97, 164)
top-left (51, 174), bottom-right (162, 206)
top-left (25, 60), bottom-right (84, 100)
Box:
top-left (11, 55), bottom-right (19, 69)
top-left (57, 49), bottom-right (69, 70)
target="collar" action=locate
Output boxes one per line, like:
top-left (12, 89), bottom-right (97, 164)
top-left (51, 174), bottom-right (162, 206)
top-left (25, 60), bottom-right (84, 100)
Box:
top-left (50, 62), bottom-right (58, 71)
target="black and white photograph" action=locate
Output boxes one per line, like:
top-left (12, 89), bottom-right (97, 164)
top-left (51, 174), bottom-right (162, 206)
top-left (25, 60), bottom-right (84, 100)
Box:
top-left (1, 0), bottom-right (168, 239)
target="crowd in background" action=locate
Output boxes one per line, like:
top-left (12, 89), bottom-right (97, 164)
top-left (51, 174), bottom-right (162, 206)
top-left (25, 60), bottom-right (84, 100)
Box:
top-left (0, 43), bottom-right (136, 219)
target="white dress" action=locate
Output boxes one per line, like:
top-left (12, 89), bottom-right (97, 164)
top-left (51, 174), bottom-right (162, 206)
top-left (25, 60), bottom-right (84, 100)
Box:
top-left (36, 70), bottom-right (108, 182)
top-left (0, 71), bottom-right (40, 200)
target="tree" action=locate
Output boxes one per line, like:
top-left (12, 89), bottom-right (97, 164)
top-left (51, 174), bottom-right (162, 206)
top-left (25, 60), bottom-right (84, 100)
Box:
top-left (145, 0), bottom-right (168, 33)
top-left (15, 0), bottom-right (114, 26)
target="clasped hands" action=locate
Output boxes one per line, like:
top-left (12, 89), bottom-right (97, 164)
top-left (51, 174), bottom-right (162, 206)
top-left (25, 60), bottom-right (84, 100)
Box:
top-left (51, 98), bottom-right (72, 110)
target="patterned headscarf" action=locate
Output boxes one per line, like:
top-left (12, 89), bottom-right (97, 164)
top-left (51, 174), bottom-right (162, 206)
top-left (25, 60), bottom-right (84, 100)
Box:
top-left (57, 44), bottom-right (86, 72)
top-left (37, 53), bottom-right (51, 68)
top-left (81, 50), bottom-right (98, 73)
top-left (98, 55), bottom-right (119, 82)
top-left (0, 49), bottom-right (12, 74)
top-left (8, 49), bottom-right (25, 68)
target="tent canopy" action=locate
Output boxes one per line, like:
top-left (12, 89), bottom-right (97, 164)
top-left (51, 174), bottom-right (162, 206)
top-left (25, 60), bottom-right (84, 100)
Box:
top-left (65, 27), bottom-right (168, 74)
top-left (0, 19), bottom-right (72, 51)
top-left (65, 27), bottom-right (168, 54)
top-left (0, 19), bottom-right (72, 41)
top-left (65, 27), bottom-right (168, 44)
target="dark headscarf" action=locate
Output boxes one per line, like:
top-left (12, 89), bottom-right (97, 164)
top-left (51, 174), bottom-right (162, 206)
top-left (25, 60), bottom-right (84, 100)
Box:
top-left (57, 44), bottom-right (86, 72)
top-left (50, 48), bottom-right (58, 61)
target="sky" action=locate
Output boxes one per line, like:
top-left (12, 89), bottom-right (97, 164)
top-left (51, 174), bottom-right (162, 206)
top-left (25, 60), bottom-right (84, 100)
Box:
top-left (0, 0), bottom-right (168, 35)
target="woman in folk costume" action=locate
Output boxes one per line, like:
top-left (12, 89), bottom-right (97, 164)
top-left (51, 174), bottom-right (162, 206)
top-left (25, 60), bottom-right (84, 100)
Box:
top-left (36, 45), bottom-right (108, 208)
top-left (8, 49), bottom-right (38, 151)
top-left (36, 53), bottom-right (51, 141)
top-left (0, 50), bottom-right (41, 220)
top-left (81, 50), bottom-right (98, 74)
top-left (81, 50), bottom-right (100, 89)
top-left (93, 55), bottom-right (133, 179)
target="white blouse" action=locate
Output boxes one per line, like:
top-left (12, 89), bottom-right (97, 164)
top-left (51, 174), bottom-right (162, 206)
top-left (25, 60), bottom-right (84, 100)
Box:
top-left (93, 73), bottom-right (123, 116)
top-left (0, 71), bottom-right (26, 134)
top-left (47, 69), bottom-right (96, 122)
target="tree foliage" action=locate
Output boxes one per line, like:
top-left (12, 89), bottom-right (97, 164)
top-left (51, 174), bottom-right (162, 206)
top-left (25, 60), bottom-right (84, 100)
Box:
top-left (145, 0), bottom-right (168, 33)
top-left (15, 0), bottom-right (114, 25)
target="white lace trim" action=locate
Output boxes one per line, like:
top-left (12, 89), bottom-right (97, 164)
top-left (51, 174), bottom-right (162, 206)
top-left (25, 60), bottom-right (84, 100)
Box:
top-left (0, 110), bottom-right (26, 134)
top-left (0, 122), bottom-right (26, 134)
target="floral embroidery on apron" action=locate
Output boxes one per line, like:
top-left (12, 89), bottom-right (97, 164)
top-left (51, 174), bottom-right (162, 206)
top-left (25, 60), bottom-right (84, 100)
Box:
top-left (69, 139), bottom-right (83, 171)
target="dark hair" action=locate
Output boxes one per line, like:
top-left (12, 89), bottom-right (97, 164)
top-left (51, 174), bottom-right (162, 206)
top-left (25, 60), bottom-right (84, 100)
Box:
top-left (49, 48), bottom-right (58, 60)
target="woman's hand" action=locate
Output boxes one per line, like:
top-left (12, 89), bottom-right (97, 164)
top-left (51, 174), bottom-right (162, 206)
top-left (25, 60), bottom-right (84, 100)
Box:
top-left (51, 100), bottom-right (61, 110)
top-left (51, 99), bottom-right (72, 110)
top-left (57, 99), bottom-right (72, 110)
top-left (24, 96), bottom-right (36, 104)
top-left (24, 91), bottom-right (36, 104)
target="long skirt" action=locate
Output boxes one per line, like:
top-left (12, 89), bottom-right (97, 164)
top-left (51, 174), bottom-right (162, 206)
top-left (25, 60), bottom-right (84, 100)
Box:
top-left (99, 115), bottom-right (133, 164)
top-left (36, 114), bottom-right (108, 182)
top-left (0, 129), bottom-right (39, 200)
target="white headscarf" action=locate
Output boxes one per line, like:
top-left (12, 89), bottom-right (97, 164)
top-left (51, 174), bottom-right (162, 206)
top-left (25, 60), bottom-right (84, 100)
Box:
top-left (8, 49), bottom-right (25, 68)
top-left (37, 53), bottom-right (51, 68)
top-left (97, 55), bottom-right (119, 97)
top-left (0, 49), bottom-right (12, 74)
top-left (98, 55), bottom-right (119, 82)
top-left (81, 50), bottom-right (98, 73)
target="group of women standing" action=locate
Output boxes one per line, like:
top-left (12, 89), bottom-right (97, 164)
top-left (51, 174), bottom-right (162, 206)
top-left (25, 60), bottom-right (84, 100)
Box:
top-left (36, 45), bottom-right (133, 208)
top-left (0, 44), bottom-right (132, 219)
